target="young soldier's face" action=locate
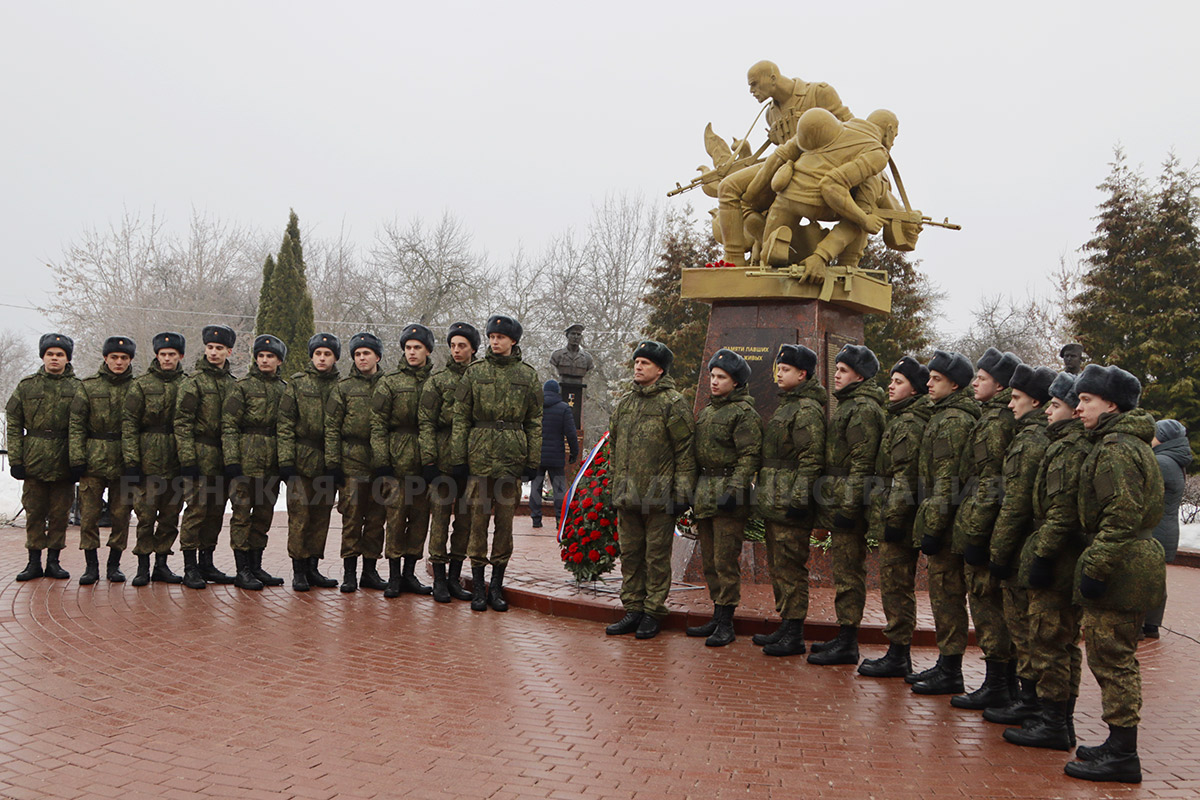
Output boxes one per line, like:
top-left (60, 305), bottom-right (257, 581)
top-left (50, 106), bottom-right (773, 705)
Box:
top-left (888, 372), bottom-right (915, 403)
top-left (632, 356), bottom-right (663, 386)
top-left (354, 347), bottom-right (380, 375)
top-left (449, 336), bottom-right (473, 364)
top-left (1076, 393), bottom-right (1118, 430)
top-left (256, 352), bottom-right (281, 375)
top-left (776, 362), bottom-right (804, 390)
top-left (156, 348), bottom-right (181, 371)
top-left (489, 333), bottom-right (514, 357)
top-left (405, 340), bottom-right (429, 367)
top-left (42, 347), bottom-right (69, 374)
top-left (709, 367), bottom-right (735, 398)
top-left (927, 370), bottom-right (956, 401)
top-left (1008, 388), bottom-right (1040, 419)
top-left (311, 347), bottom-right (336, 373)
top-left (973, 369), bottom-right (1001, 402)
top-left (104, 352), bottom-right (131, 375)
top-left (205, 342), bottom-right (230, 366)
top-left (1045, 396), bottom-right (1075, 425)
top-left (833, 362), bottom-right (860, 391)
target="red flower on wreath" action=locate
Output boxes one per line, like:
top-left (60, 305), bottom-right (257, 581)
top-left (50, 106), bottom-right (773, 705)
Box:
top-left (599, 518), bottom-right (610, 526)
top-left (572, 552), bottom-right (584, 563)
top-left (560, 550), bottom-right (568, 561)
top-left (581, 497), bottom-right (593, 509)
top-left (586, 511), bottom-right (599, 521)
top-left (588, 549), bottom-right (600, 562)
top-left (605, 545), bottom-right (617, 556)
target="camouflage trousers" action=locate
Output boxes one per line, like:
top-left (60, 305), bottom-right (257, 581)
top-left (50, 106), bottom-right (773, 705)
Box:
top-left (1028, 588), bottom-right (1082, 703)
top-left (337, 476), bottom-right (385, 559)
top-left (1082, 606), bottom-right (1142, 727)
top-left (286, 475), bottom-right (337, 559)
top-left (78, 476), bottom-right (133, 551)
top-left (178, 475), bottom-right (228, 551)
top-left (229, 476), bottom-right (280, 552)
top-left (132, 476), bottom-right (185, 556)
top-left (617, 509), bottom-right (675, 619)
top-left (466, 475), bottom-right (520, 568)
top-left (382, 476), bottom-right (431, 560)
top-left (927, 548), bottom-right (969, 655)
top-left (427, 477), bottom-right (470, 565)
top-left (879, 540), bottom-right (920, 645)
top-left (696, 514), bottom-right (744, 607)
top-left (966, 561), bottom-right (1014, 661)
top-left (830, 529), bottom-right (868, 626)
top-left (22, 478), bottom-right (74, 551)
top-left (764, 521), bottom-right (811, 620)
top-left (1002, 583), bottom-right (1034, 680)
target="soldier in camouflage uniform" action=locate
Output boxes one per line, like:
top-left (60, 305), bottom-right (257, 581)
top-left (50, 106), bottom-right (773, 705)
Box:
top-left (450, 315), bottom-right (542, 613)
top-left (419, 321), bottom-right (479, 603)
top-left (686, 349), bottom-right (762, 648)
top-left (278, 333), bottom-right (341, 592)
top-left (809, 344), bottom-right (885, 666)
top-left (123, 332), bottom-right (188, 586)
top-left (908, 350), bottom-right (979, 695)
top-left (373, 323), bottom-right (435, 598)
top-left (175, 324), bottom-right (238, 589)
top-left (605, 341), bottom-right (695, 640)
top-left (753, 344), bottom-right (825, 657)
top-left (858, 356), bottom-right (932, 677)
top-left (8, 333), bottom-right (81, 581)
top-left (69, 336), bottom-right (137, 584)
top-left (952, 347), bottom-right (1022, 710)
top-left (1063, 365), bottom-right (1164, 784)
top-left (325, 332), bottom-right (387, 593)
top-left (223, 334), bottom-right (288, 590)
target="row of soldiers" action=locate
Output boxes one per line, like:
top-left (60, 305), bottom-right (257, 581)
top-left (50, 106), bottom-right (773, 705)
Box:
top-left (5, 316), bottom-right (542, 609)
top-left (605, 339), bottom-right (1165, 784)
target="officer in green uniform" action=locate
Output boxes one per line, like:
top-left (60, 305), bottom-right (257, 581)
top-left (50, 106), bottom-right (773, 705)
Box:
top-left (450, 315), bottom-right (542, 613)
top-left (419, 321), bottom-right (479, 603)
top-left (69, 336), bottom-right (137, 584)
top-left (278, 333), bottom-right (341, 591)
top-left (858, 356), bottom-right (932, 677)
top-left (373, 323), bottom-right (435, 598)
top-left (1063, 365), bottom-right (1164, 784)
top-left (809, 344), bottom-right (885, 666)
top-left (123, 332), bottom-right (188, 586)
top-left (908, 350), bottom-right (979, 694)
top-left (9, 333), bottom-right (80, 581)
top-left (753, 344), bottom-right (825, 657)
top-left (325, 332), bottom-right (388, 592)
top-left (176, 324), bottom-right (238, 588)
top-left (605, 341), bottom-right (695, 640)
top-left (223, 334), bottom-right (288, 591)
top-left (686, 349), bottom-right (762, 647)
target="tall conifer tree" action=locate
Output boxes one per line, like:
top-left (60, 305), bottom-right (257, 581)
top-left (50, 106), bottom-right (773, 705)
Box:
top-left (256, 210), bottom-right (315, 376)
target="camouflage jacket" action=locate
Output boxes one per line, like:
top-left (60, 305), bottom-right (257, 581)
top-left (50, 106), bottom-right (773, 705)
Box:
top-left (277, 363), bottom-right (340, 477)
top-left (989, 409), bottom-right (1049, 570)
top-left (418, 358), bottom-right (473, 473)
top-left (952, 388), bottom-right (1015, 552)
top-left (756, 379), bottom-right (827, 524)
top-left (175, 356), bottom-right (236, 476)
top-left (693, 385), bottom-right (762, 520)
top-left (325, 366), bottom-right (383, 478)
top-left (868, 394), bottom-right (933, 541)
top-left (913, 388), bottom-right (981, 548)
top-left (222, 364), bottom-right (287, 477)
top-left (820, 379), bottom-right (886, 529)
top-left (6, 365), bottom-right (81, 481)
top-left (123, 359), bottom-right (186, 477)
top-left (609, 375), bottom-right (696, 513)
top-left (371, 360), bottom-right (432, 476)
top-left (450, 346), bottom-right (541, 478)
top-left (69, 363), bottom-right (135, 480)
top-left (1020, 418), bottom-right (1090, 592)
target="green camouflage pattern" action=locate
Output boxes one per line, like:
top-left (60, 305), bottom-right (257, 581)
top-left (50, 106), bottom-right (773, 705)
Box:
top-left (175, 357), bottom-right (236, 477)
top-left (6, 365), bottom-right (81, 482)
top-left (867, 394), bottom-right (933, 539)
top-left (608, 375), bottom-right (696, 512)
top-left (952, 388), bottom-right (1015, 553)
top-left (371, 360), bottom-right (432, 476)
top-left (696, 515), bottom-right (745, 606)
top-left (21, 479), bottom-right (74, 550)
top-left (1081, 607), bottom-right (1143, 727)
top-left (1020, 418), bottom-right (1090, 593)
top-left (69, 363), bottom-right (134, 480)
top-left (123, 359), bottom-right (186, 477)
top-left (450, 346), bottom-right (541, 478)
top-left (755, 379), bottom-right (826, 524)
top-left (78, 476), bottom-right (132, 551)
top-left (418, 358), bottom-right (473, 473)
top-left (324, 366), bottom-right (382, 478)
top-left (913, 387), bottom-right (980, 548)
top-left (692, 384), bottom-right (762, 520)
top-left (764, 520), bottom-right (812, 620)
top-left (990, 410), bottom-right (1049, 569)
top-left (617, 510), bottom-right (675, 619)
top-left (222, 364), bottom-right (287, 477)
top-left (277, 363), bottom-right (340, 477)
top-left (1028, 590), bottom-right (1082, 702)
top-left (819, 379), bottom-right (886, 530)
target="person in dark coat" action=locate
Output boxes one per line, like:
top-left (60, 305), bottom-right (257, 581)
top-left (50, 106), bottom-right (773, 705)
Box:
top-left (530, 380), bottom-right (579, 528)
top-left (1144, 419), bottom-right (1192, 637)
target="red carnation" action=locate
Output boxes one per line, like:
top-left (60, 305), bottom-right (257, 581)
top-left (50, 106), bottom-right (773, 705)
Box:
top-left (588, 550), bottom-right (600, 562)
top-left (613, 531), bottom-right (619, 541)
top-left (592, 487), bottom-right (602, 496)
top-left (581, 497), bottom-right (593, 509)
top-left (568, 543), bottom-right (578, 553)
top-left (572, 552), bottom-right (584, 563)
top-left (583, 469), bottom-right (594, 478)
top-left (605, 545), bottom-right (617, 556)
top-left (599, 518), bottom-right (610, 526)
top-left (586, 511), bottom-right (599, 521)
top-left (560, 550), bottom-right (568, 561)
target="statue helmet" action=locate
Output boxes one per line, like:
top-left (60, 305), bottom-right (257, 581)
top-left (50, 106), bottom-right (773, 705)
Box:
top-left (796, 108), bottom-right (843, 151)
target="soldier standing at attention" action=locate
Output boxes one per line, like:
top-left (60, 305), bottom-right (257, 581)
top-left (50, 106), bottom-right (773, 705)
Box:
top-left (808, 344), bottom-right (885, 666)
top-left (175, 324), bottom-right (238, 589)
top-left (8, 333), bottom-right (80, 581)
top-left (223, 334), bottom-right (288, 591)
top-left (373, 323), bottom-right (436, 598)
top-left (123, 332), bottom-right (188, 587)
top-left (69, 336), bottom-right (137, 584)
top-left (277, 333), bottom-right (342, 592)
top-left (450, 315), bottom-right (542, 613)
top-left (419, 322), bottom-right (479, 603)
top-left (753, 344), bottom-right (825, 657)
top-left (605, 341), bottom-right (695, 640)
top-left (325, 333), bottom-right (388, 593)
top-left (858, 356), bottom-right (932, 677)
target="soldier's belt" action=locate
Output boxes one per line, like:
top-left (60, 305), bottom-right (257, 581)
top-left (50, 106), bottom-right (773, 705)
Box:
top-left (476, 421), bottom-right (523, 431)
top-left (142, 424), bottom-right (174, 434)
top-left (88, 433), bottom-right (121, 441)
top-left (297, 437), bottom-right (324, 450)
top-left (241, 426), bottom-right (276, 436)
top-left (825, 466), bottom-right (851, 477)
top-left (342, 435), bottom-right (369, 446)
top-left (700, 467), bottom-right (736, 477)
top-left (388, 425), bottom-right (419, 436)
top-left (194, 435), bottom-right (222, 448)
top-left (26, 429), bottom-right (67, 439)
top-left (761, 458), bottom-right (794, 469)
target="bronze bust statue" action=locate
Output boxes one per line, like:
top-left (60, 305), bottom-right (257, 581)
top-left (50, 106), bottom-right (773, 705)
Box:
top-left (550, 324), bottom-right (595, 383)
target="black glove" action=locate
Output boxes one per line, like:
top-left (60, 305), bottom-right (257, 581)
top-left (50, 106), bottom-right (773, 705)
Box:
top-left (716, 491), bottom-right (738, 514)
top-left (122, 465), bottom-right (142, 484)
top-left (1079, 573), bottom-right (1107, 599)
top-left (920, 535), bottom-right (943, 556)
top-left (785, 504), bottom-right (807, 522)
top-left (70, 464), bottom-right (87, 482)
top-left (224, 463), bottom-right (243, 481)
top-left (521, 466), bottom-right (538, 482)
top-left (963, 543), bottom-right (988, 566)
top-left (568, 453), bottom-right (578, 465)
top-left (328, 467), bottom-right (346, 488)
top-left (988, 560), bottom-right (1012, 580)
top-left (422, 464), bottom-right (440, 484)
top-left (1029, 556), bottom-right (1055, 589)
top-left (278, 464), bottom-right (297, 481)
top-left (179, 464), bottom-right (200, 480)
top-left (372, 465), bottom-right (395, 481)
top-left (10, 464), bottom-right (25, 481)
top-left (883, 525), bottom-right (906, 543)
top-left (831, 513), bottom-right (855, 532)
top-left (450, 463), bottom-right (469, 481)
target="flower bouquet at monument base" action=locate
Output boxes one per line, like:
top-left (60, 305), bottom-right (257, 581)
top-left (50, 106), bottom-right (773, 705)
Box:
top-left (559, 432), bottom-right (619, 582)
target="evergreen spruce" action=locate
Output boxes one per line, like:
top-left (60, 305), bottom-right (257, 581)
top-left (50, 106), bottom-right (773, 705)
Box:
top-left (256, 210), bottom-right (315, 376)
top-left (861, 239), bottom-right (943, 380)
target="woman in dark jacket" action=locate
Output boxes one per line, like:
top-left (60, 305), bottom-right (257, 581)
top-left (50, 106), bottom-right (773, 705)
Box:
top-left (1145, 419), bottom-right (1192, 637)
top-left (530, 380), bottom-right (579, 528)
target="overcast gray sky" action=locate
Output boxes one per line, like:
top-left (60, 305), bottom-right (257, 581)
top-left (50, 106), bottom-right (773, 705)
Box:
top-left (2, 0), bottom-right (1197, 350)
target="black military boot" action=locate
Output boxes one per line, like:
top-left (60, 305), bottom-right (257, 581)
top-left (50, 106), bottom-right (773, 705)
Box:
top-left (953, 659), bottom-right (1012, 710)
top-left (151, 553), bottom-right (182, 584)
top-left (1065, 725), bottom-right (1141, 783)
top-left (250, 550), bottom-right (285, 587)
top-left (131, 553), bottom-right (152, 586)
top-left (911, 653), bottom-right (965, 695)
top-left (79, 549), bottom-right (100, 586)
top-left (606, 612), bottom-right (643, 636)
top-left (307, 558), bottom-right (338, 588)
top-left (763, 619), bottom-right (806, 657)
top-left (360, 558), bottom-right (387, 590)
top-left (470, 565), bottom-right (488, 611)
top-left (400, 556), bottom-right (433, 595)
top-left (198, 548), bottom-right (235, 584)
top-left (635, 614), bottom-right (661, 640)
top-left (686, 609), bottom-right (720, 638)
top-left (106, 548), bottom-right (125, 582)
top-left (292, 559), bottom-right (311, 592)
top-left (431, 563), bottom-right (451, 603)
top-left (44, 548), bottom-right (70, 579)
top-left (181, 550), bottom-right (207, 590)
top-left (982, 676), bottom-right (1039, 723)
top-left (906, 656), bottom-right (943, 685)
top-left (446, 560), bottom-right (472, 601)
top-left (16, 549), bottom-right (44, 581)
top-left (340, 556), bottom-right (358, 593)
top-left (1003, 699), bottom-right (1072, 750)
top-left (807, 625), bottom-right (859, 665)
top-left (858, 642), bottom-right (912, 677)
top-left (705, 605), bottom-right (736, 647)
top-left (1067, 695), bottom-right (1077, 747)
top-left (488, 564), bottom-right (508, 612)
top-left (233, 550), bottom-right (264, 591)
top-left (384, 558), bottom-right (403, 598)
top-left (752, 622), bottom-right (785, 647)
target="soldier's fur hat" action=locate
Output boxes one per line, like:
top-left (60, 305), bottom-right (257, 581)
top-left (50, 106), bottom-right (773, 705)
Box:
top-left (927, 349), bottom-right (973, 389)
top-left (253, 334), bottom-right (287, 362)
top-left (202, 325), bottom-right (237, 349)
top-left (836, 344), bottom-right (879, 380)
top-left (400, 323), bottom-right (434, 353)
top-left (632, 340), bottom-right (673, 374)
top-left (485, 314), bottom-right (523, 344)
top-left (39, 332), bottom-right (74, 361)
top-left (1075, 363), bottom-right (1141, 411)
top-left (1059, 343), bottom-right (1084, 358)
top-left (446, 322), bottom-right (480, 351)
top-left (776, 344), bottom-right (817, 377)
top-left (1010, 364), bottom-right (1057, 405)
top-left (308, 332), bottom-right (340, 360)
top-left (152, 332), bottom-right (185, 355)
top-left (892, 355), bottom-right (930, 395)
top-left (976, 347), bottom-right (1021, 387)
top-left (1048, 371), bottom-right (1079, 408)
top-left (349, 332), bottom-right (383, 360)
top-left (708, 348), bottom-right (751, 387)
top-left (102, 336), bottom-right (136, 358)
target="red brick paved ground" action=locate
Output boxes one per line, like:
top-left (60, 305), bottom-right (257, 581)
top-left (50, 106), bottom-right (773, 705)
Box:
top-left (0, 512), bottom-right (1197, 799)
